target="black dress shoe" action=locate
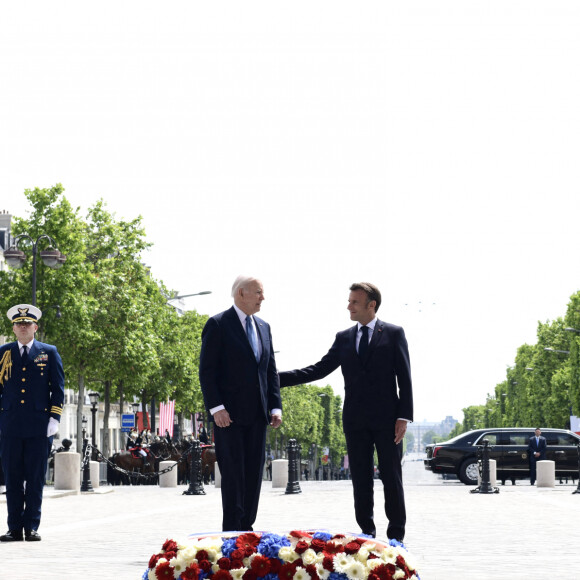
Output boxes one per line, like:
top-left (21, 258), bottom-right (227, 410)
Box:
top-left (25, 530), bottom-right (41, 542)
top-left (0, 530), bottom-right (24, 542)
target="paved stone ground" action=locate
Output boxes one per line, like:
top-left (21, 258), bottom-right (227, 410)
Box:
top-left (1, 456), bottom-right (579, 579)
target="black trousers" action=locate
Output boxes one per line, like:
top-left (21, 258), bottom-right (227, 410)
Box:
top-left (214, 420), bottom-right (267, 532)
top-left (0, 435), bottom-right (51, 532)
top-left (345, 427), bottom-right (406, 540)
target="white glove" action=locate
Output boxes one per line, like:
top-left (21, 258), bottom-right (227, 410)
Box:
top-left (47, 417), bottom-right (59, 437)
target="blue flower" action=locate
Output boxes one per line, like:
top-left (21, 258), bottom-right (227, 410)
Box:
top-left (257, 532), bottom-right (291, 559)
top-left (221, 536), bottom-right (238, 557)
top-left (312, 531), bottom-right (333, 542)
top-left (141, 570), bottom-right (148, 580)
top-left (329, 573), bottom-right (348, 580)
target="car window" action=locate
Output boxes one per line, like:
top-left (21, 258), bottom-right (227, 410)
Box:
top-left (506, 434), bottom-right (529, 446)
top-left (555, 433), bottom-right (580, 446)
top-left (474, 433), bottom-right (499, 445)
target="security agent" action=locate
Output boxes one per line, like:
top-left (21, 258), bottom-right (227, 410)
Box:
top-left (0, 304), bottom-right (65, 542)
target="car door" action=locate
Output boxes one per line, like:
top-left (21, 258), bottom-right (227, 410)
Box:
top-left (499, 430), bottom-right (532, 478)
top-left (545, 432), bottom-right (580, 476)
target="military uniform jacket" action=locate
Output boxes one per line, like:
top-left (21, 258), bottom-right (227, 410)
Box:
top-left (0, 340), bottom-right (65, 438)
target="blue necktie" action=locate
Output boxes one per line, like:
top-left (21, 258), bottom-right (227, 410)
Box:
top-left (359, 326), bottom-right (369, 359)
top-left (246, 316), bottom-right (259, 362)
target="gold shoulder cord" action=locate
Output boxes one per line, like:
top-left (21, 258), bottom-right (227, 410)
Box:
top-left (0, 350), bottom-right (12, 386)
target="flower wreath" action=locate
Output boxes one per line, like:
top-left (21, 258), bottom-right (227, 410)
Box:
top-left (144, 530), bottom-right (419, 580)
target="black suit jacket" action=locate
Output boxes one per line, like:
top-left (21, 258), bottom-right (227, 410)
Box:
top-left (199, 306), bottom-right (282, 426)
top-left (279, 319), bottom-right (413, 431)
top-left (528, 435), bottom-right (547, 460)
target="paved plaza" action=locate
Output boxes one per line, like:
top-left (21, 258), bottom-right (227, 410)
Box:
top-left (1, 456), bottom-right (578, 579)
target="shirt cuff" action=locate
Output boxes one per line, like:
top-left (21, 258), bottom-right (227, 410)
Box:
top-left (397, 418), bottom-right (411, 423)
top-left (210, 405), bottom-right (225, 415)
top-left (271, 408), bottom-right (282, 417)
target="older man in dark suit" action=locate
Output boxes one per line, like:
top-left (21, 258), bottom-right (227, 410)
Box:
top-left (279, 282), bottom-right (413, 541)
top-left (0, 304), bottom-right (65, 542)
top-left (199, 276), bottom-right (282, 531)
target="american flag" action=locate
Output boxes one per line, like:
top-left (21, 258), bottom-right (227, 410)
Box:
top-left (159, 400), bottom-right (175, 438)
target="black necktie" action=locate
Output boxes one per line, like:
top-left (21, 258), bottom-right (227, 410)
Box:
top-left (359, 326), bottom-right (369, 359)
top-left (22, 345), bottom-right (28, 363)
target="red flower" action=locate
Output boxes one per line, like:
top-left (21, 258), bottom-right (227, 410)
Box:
top-left (368, 553), bottom-right (379, 560)
top-left (372, 563), bottom-right (396, 580)
top-left (295, 540), bottom-right (309, 554)
top-left (244, 546), bottom-right (255, 558)
top-left (213, 571), bottom-right (233, 580)
top-left (332, 534), bottom-right (345, 540)
top-left (181, 563), bottom-right (201, 580)
top-left (279, 563), bottom-right (297, 580)
top-left (236, 533), bottom-right (260, 551)
top-left (251, 555), bottom-right (271, 577)
top-left (344, 542), bottom-right (360, 555)
top-left (148, 554), bottom-right (162, 569)
top-left (199, 560), bottom-right (212, 573)
top-left (323, 542), bottom-right (344, 555)
top-left (305, 564), bottom-right (318, 579)
top-left (269, 559), bottom-right (282, 574)
top-left (290, 530), bottom-right (312, 539)
top-left (197, 550), bottom-right (209, 561)
top-left (155, 561), bottom-right (175, 580)
top-left (162, 539), bottom-right (179, 553)
top-left (243, 569), bottom-right (258, 580)
top-left (322, 556), bottom-right (334, 572)
top-left (163, 551), bottom-right (176, 561)
top-left (310, 539), bottom-right (326, 553)
top-left (231, 558), bottom-right (244, 569)
top-left (218, 557), bottom-right (233, 570)
top-left (231, 549), bottom-right (245, 561)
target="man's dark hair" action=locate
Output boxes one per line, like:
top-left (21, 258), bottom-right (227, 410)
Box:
top-left (350, 282), bottom-right (382, 313)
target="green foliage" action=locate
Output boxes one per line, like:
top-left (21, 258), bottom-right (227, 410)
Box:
top-left (453, 290), bottom-right (580, 435)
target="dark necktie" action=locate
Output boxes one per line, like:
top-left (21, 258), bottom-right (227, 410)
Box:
top-left (21, 345), bottom-right (28, 363)
top-left (359, 326), bottom-right (369, 359)
top-left (246, 316), bottom-right (259, 362)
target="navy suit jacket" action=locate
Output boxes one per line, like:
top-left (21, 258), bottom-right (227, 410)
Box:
top-left (0, 340), bottom-right (65, 438)
top-left (279, 319), bottom-right (413, 431)
top-left (199, 306), bottom-right (282, 426)
top-left (528, 435), bottom-right (547, 460)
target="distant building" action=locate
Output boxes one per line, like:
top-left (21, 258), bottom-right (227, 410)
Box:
top-left (407, 415), bottom-right (458, 451)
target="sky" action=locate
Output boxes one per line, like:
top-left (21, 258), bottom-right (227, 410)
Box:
top-left (1, 2), bottom-right (580, 423)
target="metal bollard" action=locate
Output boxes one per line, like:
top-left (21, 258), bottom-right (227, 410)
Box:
top-left (285, 439), bottom-right (302, 495)
top-left (573, 444), bottom-right (580, 495)
top-left (183, 440), bottom-right (205, 496)
top-left (80, 438), bottom-right (94, 493)
top-left (470, 439), bottom-right (499, 494)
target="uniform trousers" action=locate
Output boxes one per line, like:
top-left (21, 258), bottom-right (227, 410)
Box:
top-left (0, 435), bottom-right (51, 532)
top-left (345, 427), bottom-right (406, 540)
top-left (214, 420), bottom-right (266, 532)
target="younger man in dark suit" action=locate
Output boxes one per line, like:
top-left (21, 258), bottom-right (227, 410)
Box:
top-left (199, 276), bottom-right (282, 531)
top-left (0, 304), bottom-right (65, 542)
top-left (528, 427), bottom-right (547, 485)
top-left (279, 283), bottom-right (413, 541)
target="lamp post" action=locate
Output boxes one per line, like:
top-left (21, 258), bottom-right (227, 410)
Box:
top-left (3, 233), bottom-right (66, 306)
top-left (80, 415), bottom-right (93, 493)
top-left (89, 392), bottom-right (99, 459)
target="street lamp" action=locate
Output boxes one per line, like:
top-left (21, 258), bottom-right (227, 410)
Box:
top-left (544, 347), bottom-right (570, 354)
top-left (80, 415), bottom-right (93, 493)
top-left (89, 392), bottom-right (99, 459)
top-left (3, 233), bottom-right (66, 306)
top-left (168, 291), bottom-right (212, 300)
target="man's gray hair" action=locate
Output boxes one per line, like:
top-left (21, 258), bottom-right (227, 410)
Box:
top-left (231, 275), bottom-right (259, 297)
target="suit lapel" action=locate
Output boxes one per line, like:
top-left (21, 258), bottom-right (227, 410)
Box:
top-left (255, 318), bottom-right (267, 362)
top-left (227, 307), bottom-right (259, 362)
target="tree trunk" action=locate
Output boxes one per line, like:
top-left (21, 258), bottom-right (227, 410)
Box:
top-left (103, 380), bottom-right (111, 458)
top-left (76, 371), bottom-right (85, 453)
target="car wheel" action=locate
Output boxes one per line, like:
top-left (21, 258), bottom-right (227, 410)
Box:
top-left (459, 458), bottom-right (479, 485)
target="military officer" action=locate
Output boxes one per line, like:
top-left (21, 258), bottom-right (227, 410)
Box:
top-left (0, 304), bottom-right (65, 542)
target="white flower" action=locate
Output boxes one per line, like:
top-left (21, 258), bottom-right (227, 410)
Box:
top-left (366, 559), bottom-right (382, 572)
top-left (293, 566), bottom-right (310, 580)
top-left (355, 547), bottom-right (369, 562)
top-left (179, 546), bottom-right (197, 563)
top-left (279, 546), bottom-right (299, 562)
top-left (212, 564), bottom-right (220, 573)
top-left (170, 555), bottom-right (188, 579)
top-left (393, 570), bottom-right (406, 580)
top-left (381, 546), bottom-right (398, 563)
top-left (333, 553), bottom-right (354, 573)
top-left (345, 560), bottom-right (368, 580)
top-left (148, 569), bottom-right (158, 580)
top-left (316, 563), bottom-right (330, 580)
top-left (301, 548), bottom-right (318, 565)
top-left (230, 567), bottom-right (249, 580)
